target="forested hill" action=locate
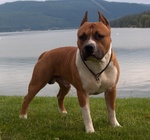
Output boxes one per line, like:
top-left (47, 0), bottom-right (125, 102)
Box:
top-left (110, 11), bottom-right (150, 27)
top-left (0, 0), bottom-right (150, 32)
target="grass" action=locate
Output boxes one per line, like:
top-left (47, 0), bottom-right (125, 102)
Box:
top-left (0, 96), bottom-right (150, 140)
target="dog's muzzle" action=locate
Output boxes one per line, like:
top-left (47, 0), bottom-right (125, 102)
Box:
top-left (81, 44), bottom-right (95, 61)
top-left (81, 44), bottom-right (104, 61)
top-left (85, 44), bottom-right (95, 55)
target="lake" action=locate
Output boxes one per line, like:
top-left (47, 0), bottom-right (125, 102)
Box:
top-left (0, 28), bottom-right (150, 98)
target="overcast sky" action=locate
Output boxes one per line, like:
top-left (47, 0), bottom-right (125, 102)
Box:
top-left (0, 0), bottom-right (150, 5)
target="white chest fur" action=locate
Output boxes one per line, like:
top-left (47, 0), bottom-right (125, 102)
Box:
top-left (76, 49), bottom-right (117, 95)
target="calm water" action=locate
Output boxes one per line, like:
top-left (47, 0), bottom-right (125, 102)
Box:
top-left (0, 28), bottom-right (150, 98)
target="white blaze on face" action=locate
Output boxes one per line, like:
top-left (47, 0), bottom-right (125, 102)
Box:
top-left (86, 36), bottom-right (96, 46)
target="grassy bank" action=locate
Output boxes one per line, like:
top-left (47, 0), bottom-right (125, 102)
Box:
top-left (0, 96), bottom-right (150, 140)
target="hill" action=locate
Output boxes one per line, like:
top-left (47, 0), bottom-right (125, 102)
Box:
top-left (0, 0), bottom-right (150, 32)
top-left (110, 11), bottom-right (150, 27)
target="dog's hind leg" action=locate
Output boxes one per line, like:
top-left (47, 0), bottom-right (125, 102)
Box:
top-left (56, 77), bottom-right (71, 114)
top-left (19, 60), bottom-right (52, 119)
top-left (19, 81), bottom-right (48, 119)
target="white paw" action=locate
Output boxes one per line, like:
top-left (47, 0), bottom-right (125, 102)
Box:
top-left (62, 110), bottom-right (67, 114)
top-left (85, 124), bottom-right (95, 133)
top-left (58, 108), bottom-right (67, 114)
top-left (111, 121), bottom-right (122, 127)
top-left (110, 117), bottom-right (122, 127)
top-left (19, 114), bottom-right (27, 119)
top-left (113, 124), bottom-right (122, 127)
top-left (86, 127), bottom-right (95, 133)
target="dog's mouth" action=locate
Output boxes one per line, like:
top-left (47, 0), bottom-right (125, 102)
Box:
top-left (81, 49), bottom-right (104, 61)
top-left (86, 54), bottom-right (100, 61)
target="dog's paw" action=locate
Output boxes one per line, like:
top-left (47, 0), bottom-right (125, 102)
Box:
top-left (61, 110), bottom-right (68, 114)
top-left (58, 108), bottom-right (67, 114)
top-left (112, 123), bottom-right (122, 127)
top-left (86, 128), bottom-right (95, 134)
top-left (19, 114), bottom-right (27, 119)
top-left (113, 124), bottom-right (122, 128)
top-left (85, 125), bottom-right (95, 133)
top-left (110, 118), bottom-right (122, 127)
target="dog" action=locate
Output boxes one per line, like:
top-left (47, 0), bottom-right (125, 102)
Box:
top-left (19, 11), bottom-right (121, 133)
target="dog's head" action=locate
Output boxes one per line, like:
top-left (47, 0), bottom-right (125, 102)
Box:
top-left (77, 11), bottom-right (111, 61)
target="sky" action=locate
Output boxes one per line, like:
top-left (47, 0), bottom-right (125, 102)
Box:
top-left (0, 0), bottom-right (150, 5)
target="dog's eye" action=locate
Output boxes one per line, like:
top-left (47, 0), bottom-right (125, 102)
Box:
top-left (95, 33), bottom-right (104, 40)
top-left (79, 34), bottom-right (87, 41)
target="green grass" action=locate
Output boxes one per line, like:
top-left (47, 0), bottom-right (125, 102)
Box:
top-left (0, 96), bottom-right (150, 140)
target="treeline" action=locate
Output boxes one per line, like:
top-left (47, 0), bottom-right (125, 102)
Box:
top-left (110, 11), bottom-right (150, 28)
top-left (0, 1), bottom-right (150, 32)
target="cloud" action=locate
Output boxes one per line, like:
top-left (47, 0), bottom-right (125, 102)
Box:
top-left (105, 0), bottom-right (150, 4)
top-left (0, 0), bottom-right (46, 5)
top-left (0, 0), bottom-right (150, 5)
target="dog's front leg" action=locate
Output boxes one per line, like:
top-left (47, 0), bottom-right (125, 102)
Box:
top-left (105, 86), bottom-right (121, 127)
top-left (77, 90), bottom-right (95, 133)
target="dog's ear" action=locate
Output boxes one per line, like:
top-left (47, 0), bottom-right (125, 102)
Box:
top-left (98, 11), bottom-right (110, 28)
top-left (80, 11), bottom-right (88, 26)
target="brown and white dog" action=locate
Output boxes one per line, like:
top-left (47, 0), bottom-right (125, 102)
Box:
top-left (19, 11), bottom-right (121, 133)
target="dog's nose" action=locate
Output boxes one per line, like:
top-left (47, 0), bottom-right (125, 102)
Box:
top-left (85, 44), bottom-right (94, 53)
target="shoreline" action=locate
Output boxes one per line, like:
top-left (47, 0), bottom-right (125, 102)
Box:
top-left (0, 90), bottom-right (149, 98)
